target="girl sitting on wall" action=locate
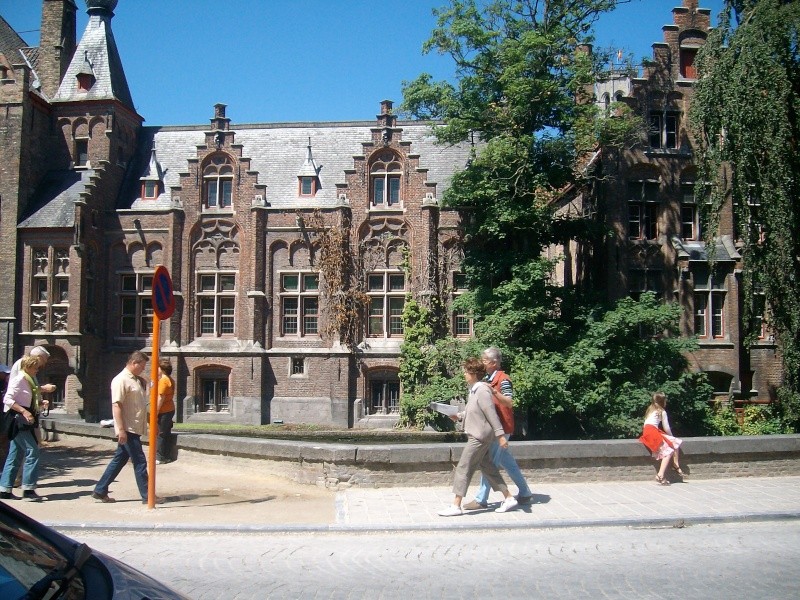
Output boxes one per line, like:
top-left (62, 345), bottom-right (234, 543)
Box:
top-left (639, 391), bottom-right (686, 485)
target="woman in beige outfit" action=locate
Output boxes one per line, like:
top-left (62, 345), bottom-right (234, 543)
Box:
top-left (438, 357), bottom-right (519, 516)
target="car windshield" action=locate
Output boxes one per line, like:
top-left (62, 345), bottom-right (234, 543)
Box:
top-left (0, 510), bottom-right (84, 600)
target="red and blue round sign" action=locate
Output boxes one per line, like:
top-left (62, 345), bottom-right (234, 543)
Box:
top-left (152, 266), bottom-right (176, 320)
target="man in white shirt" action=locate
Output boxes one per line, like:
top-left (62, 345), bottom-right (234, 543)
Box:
top-left (92, 351), bottom-right (162, 504)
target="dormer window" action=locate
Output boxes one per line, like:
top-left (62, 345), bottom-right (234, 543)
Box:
top-left (143, 180), bottom-right (159, 199)
top-left (297, 139), bottom-right (320, 198)
top-left (139, 146), bottom-right (164, 200)
top-left (203, 154), bottom-right (234, 210)
top-left (299, 176), bottom-right (316, 197)
top-left (76, 72), bottom-right (95, 91)
top-left (76, 51), bottom-right (95, 91)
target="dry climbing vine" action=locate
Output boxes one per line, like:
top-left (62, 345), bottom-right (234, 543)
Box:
top-left (303, 209), bottom-right (368, 349)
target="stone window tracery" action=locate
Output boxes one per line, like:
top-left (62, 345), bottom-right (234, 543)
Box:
top-left (29, 247), bottom-right (70, 332)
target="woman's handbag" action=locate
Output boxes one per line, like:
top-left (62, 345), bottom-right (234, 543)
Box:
top-left (15, 412), bottom-right (35, 431)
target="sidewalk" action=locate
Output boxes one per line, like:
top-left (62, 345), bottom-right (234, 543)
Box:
top-left (6, 436), bottom-right (800, 532)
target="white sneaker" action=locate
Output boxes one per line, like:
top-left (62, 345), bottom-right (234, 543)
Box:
top-left (495, 497), bottom-right (518, 513)
top-left (437, 505), bottom-right (463, 517)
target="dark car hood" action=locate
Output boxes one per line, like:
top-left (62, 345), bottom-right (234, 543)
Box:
top-left (91, 550), bottom-right (190, 600)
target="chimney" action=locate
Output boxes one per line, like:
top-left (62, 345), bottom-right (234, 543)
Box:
top-left (38, 0), bottom-right (78, 98)
top-left (377, 99), bottom-right (396, 134)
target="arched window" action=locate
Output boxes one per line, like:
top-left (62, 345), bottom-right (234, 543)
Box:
top-left (203, 155), bottom-right (234, 210)
top-left (370, 154), bottom-right (402, 208)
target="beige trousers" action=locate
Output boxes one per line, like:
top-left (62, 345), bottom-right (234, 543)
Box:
top-left (452, 435), bottom-right (508, 498)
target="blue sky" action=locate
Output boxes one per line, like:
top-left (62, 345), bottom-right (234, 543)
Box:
top-left (3, 0), bottom-right (724, 126)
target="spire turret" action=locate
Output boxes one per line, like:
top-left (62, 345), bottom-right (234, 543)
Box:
top-left (52, 0), bottom-right (135, 112)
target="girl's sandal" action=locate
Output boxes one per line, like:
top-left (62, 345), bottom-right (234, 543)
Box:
top-left (674, 468), bottom-right (687, 477)
top-left (656, 475), bottom-right (670, 486)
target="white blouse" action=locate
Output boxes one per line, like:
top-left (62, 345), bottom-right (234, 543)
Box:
top-left (3, 373), bottom-right (34, 412)
top-left (643, 409), bottom-right (673, 436)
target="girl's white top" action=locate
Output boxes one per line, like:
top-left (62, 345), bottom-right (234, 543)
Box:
top-left (643, 408), bottom-right (673, 436)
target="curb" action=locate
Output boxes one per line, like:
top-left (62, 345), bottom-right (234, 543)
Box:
top-left (46, 510), bottom-right (800, 535)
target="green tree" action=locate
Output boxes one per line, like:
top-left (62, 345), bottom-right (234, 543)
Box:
top-left (690, 0), bottom-right (800, 430)
top-left (401, 0), bottom-right (631, 361)
top-left (398, 0), bottom-right (713, 437)
top-left (402, 0), bottom-right (626, 286)
top-left (511, 294), bottom-right (713, 439)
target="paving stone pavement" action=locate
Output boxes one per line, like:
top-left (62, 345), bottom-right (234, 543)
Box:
top-left (6, 435), bottom-right (800, 532)
top-left (335, 476), bottom-right (800, 530)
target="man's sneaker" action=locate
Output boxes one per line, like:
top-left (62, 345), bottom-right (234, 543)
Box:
top-left (0, 491), bottom-right (16, 500)
top-left (462, 499), bottom-right (488, 511)
top-left (437, 504), bottom-right (463, 517)
top-left (516, 495), bottom-right (534, 505)
top-left (22, 490), bottom-right (48, 502)
top-left (495, 496), bottom-right (518, 513)
top-left (92, 492), bottom-right (116, 503)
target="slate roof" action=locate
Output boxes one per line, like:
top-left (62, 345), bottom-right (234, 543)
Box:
top-left (0, 14), bottom-right (26, 60)
top-left (20, 47), bottom-right (40, 76)
top-left (124, 120), bottom-right (473, 210)
top-left (670, 235), bottom-right (742, 262)
top-left (52, 12), bottom-right (134, 110)
top-left (19, 170), bottom-right (90, 229)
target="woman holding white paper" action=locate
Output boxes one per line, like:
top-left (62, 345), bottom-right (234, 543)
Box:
top-left (438, 357), bottom-right (518, 516)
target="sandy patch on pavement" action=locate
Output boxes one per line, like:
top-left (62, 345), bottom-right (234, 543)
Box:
top-left (7, 434), bottom-right (336, 528)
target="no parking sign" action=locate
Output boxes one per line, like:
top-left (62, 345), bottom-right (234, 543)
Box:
top-left (152, 266), bottom-right (175, 320)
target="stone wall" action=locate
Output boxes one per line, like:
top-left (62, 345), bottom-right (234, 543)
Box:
top-left (40, 419), bottom-right (800, 490)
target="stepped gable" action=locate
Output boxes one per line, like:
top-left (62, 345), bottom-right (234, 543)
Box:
top-left (121, 115), bottom-right (472, 211)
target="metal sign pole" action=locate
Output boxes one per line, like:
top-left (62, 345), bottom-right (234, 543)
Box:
top-left (147, 265), bottom-right (175, 509)
top-left (147, 313), bottom-right (161, 509)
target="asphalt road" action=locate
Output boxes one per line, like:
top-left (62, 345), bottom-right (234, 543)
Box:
top-left (68, 520), bottom-right (800, 599)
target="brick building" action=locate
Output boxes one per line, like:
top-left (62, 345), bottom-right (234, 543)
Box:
top-left (586, 0), bottom-right (782, 405)
top-left (1, 0), bottom-right (782, 430)
top-left (0, 0), bottom-right (472, 427)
